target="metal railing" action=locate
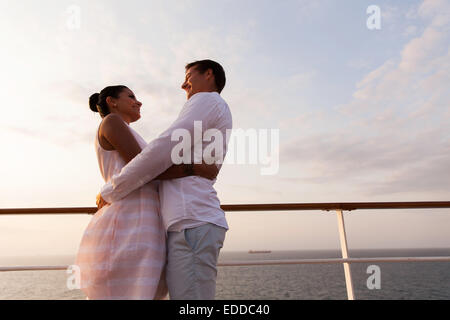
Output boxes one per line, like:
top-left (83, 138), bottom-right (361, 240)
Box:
top-left (1, 201), bottom-right (450, 300)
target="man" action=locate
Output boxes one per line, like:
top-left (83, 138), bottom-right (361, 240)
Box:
top-left (98, 59), bottom-right (232, 300)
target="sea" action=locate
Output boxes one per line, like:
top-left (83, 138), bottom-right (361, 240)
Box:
top-left (0, 248), bottom-right (449, 300)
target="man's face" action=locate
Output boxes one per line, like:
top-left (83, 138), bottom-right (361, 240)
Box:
top-left (181, 66), bottom-right (210, 100)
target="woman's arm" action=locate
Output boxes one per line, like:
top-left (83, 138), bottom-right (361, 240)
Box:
top-left (96, 114), bottom-right (142, 209)
top-left (99, 114), bottom-right (142, 163)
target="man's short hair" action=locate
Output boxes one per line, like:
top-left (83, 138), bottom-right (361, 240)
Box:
top-left (185, 59), bottom-right (226, 94)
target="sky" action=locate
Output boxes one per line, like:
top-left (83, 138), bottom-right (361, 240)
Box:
top-left (0, 0), bottom-right (449, 257)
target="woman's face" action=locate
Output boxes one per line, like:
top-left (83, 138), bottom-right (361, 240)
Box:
top-left (110, 88), bottom-right (142, 123)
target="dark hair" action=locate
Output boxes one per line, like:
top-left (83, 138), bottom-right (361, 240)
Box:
top-left (89, 85), bottom-right (128, 117)
top-left (185, 59), bottom-right (226, 93)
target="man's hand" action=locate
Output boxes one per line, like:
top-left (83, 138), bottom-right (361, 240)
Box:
top-left (96, 193), bottom-right (109, 210)
top-left (193, 162), bottom-right (219, 180)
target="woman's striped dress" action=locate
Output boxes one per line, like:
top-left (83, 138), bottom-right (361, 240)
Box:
top-left (75, 124), bottom-right (167, 299)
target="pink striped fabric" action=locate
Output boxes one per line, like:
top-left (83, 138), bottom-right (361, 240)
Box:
top-left (75, 124), bottom-right (168, 300)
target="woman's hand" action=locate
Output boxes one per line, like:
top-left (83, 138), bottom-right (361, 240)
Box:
top-left (96, 193), bottom-right (109, 210)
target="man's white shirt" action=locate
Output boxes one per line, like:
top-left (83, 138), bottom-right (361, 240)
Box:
top-left (100, 92), bottom-right (232, 232)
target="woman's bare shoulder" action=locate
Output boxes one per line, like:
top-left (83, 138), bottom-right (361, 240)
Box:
top-left (100, 114), bottom-right (129, 133)
top-left (100, 113), bottom-right (124, 128)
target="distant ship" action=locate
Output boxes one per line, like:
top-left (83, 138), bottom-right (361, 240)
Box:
top-left (248, 250), bottom-right (272, 254)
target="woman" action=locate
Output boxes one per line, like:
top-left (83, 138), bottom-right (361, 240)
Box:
top-left (75, 85), bottom-right (217, 300)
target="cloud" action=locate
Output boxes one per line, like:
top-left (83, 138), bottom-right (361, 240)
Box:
top-left (281, 0), bottom-right (450, 196)
top-left (381, 4), bottom-right (401, 30)
top-left (294, 0), bottom-right (325, 18)
top-left (339, 0), bottom-right (449, 118)
top-left (281, 126), bottom-right (450, 190)
top-left (366, 153), bottom-right (450, 196)
top-left (418, 0), bottom-right (450, 23)
top-left (347, 58), bottom-right (373, 71)
top-left (403, 25), bottom-right (419, 37)
top-left (4, 122), bottom-right (95, 147)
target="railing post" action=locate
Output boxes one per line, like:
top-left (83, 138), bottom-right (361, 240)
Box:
top-left (336, 209), bottom-right (355, 300)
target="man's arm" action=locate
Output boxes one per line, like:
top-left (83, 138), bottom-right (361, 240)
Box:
top-left (100, 94), bottom-right (221, 203)
top-left (156, 163), bottom-right (219, 181)
top-left (100, 114), bottom-right (210, 180)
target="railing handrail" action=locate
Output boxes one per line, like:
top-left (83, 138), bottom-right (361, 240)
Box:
top-left (2, 256), bottom-right (450, 273)
top-left (2, 201), bottom-right (450, 215)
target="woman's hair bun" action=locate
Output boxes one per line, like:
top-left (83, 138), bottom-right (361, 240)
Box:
top-left (89, 93), bottom-right (100, 112)
top-left (89, 86), bottom-right (126, 117)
